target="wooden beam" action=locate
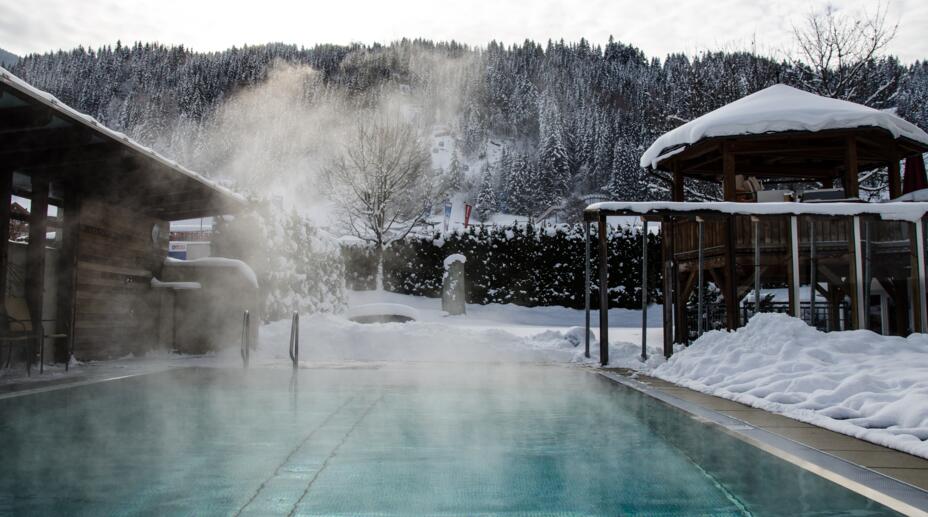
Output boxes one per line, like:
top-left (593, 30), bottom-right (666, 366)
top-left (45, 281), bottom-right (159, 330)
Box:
top-left (845, 136), bottom-right (860, 199)
top-left (0, 105), bottom-right (53, 132)
top-left (725, 215), bottom-right (740, 329)
top-left (722, 142), bottom-right (736, 201)
top-left (849, 216), bottom-right (866, 329)
top-left (788, 215), bottom-right (801, 318)
top-left (662, 218), bottom-right (675, 357)
top-left (672, 162), bottom-right (684, 201)
top-left (0, 169), bottom-right (11, 329)
top-left (0, 126), bottom-right (94, 154)
top-left (55, 190), bottom-right (81, 363)
top-left (912, 219), bottom-right (928, 333)
top-left (888, 157), bottom-right (901, 200)
top-left (26, 175), bottom-right (49, 366)
top-left (598, 214), bottom-right (609, 366)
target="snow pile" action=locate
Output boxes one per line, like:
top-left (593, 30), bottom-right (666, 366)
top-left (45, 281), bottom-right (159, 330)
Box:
top-left (443, 254), bottom-right (466, 268)
top-left (652, 313), bottom-right (928, 459)
top-left (641, 84), bottom-right (928, 169)
top-left (346, 303), bottom-right (420, 322)
top-left (164, 256), bottom-right (259, 288)
top-left (150, 278), bottom-right (201, 290)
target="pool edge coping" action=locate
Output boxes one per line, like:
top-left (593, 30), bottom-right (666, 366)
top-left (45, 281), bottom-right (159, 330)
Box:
top-left (596, 369), bottom-right (928, 517)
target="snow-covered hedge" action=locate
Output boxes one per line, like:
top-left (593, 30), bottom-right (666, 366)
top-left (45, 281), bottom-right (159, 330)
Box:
top-left (212, 201), bottom-right (347, 320)
top-left (342, 223), bottom-right (661, 309)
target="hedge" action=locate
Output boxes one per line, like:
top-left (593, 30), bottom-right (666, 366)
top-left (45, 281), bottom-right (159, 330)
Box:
top-left (341, 223), bottom-right (662, 309)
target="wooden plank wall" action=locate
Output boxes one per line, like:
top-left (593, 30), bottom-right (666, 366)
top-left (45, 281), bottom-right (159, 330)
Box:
top-left (72, 198), bottom-right (168, 359)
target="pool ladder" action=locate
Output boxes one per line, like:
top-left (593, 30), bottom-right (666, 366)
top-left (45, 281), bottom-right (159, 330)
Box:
top-left (241, 310), bottom-right (250, 368)
top-left (288, 312), bottom-right (299, 369)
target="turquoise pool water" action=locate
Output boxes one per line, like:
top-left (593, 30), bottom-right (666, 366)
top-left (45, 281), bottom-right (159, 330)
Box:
top-left (0, 365), bottom-right (901, 516)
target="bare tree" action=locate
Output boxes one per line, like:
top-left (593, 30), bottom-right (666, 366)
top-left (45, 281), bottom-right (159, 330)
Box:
top-left (791, 3), bottom-right (898, 100)
top-left (323, 117), bottom-right (441, 290)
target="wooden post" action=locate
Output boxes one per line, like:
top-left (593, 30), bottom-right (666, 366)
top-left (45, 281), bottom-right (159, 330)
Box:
top-left (809, 220), bottom-right (817, 328)
top-left (640, 219), bottom-right (648, 360)
top-left (673, 235), bottom-right (688, 345)
top-left (597, 214), bottom-right (609, 366)
top-left (788, 215), bottom-right (801, 318)
top-left (888, 157), bottom-right (901, 200)
top-left (753, 217), bottom-right (761, 315)
top-left (845, 136), bottom-right (859, 199)
top-left (722, 142), bottom-right (736, 201)
top-left (26, 175), bottom-right (49, 366)
top-left (724, 215), bottom-right (739, 330)
top-left (662, 218), bottom-right (675, 358)
top-left (0, 169), bottom-right (11, 329)
top-left (913, 218), bottom-right (927, 333)
top-left (56, 191), bottom-right (80, 364)
top-left (696, 217), bottom-right (705, 336)
top-left (672, 162), bottom-right (684, 202)
top-left (850, 216), bottom-right (866, 329)
top-left (583, 221), bottom-right (591, 359)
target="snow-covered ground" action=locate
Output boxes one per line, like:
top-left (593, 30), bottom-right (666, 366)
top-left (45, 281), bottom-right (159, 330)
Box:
top-left (254, 290), bottom-right (663, 365)
top-left (640, 313), bottom-right (928, 460)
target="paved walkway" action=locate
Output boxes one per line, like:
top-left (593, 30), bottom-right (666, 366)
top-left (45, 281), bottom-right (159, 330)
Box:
top-left (605, 368), bottom-right (928, 492)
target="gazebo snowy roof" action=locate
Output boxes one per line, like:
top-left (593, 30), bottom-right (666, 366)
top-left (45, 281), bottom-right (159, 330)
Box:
top-left (640, 84), bottom-right (928, 176)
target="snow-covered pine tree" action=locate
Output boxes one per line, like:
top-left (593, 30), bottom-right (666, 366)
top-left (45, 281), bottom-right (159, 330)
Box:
top-left (505, 153), bottom-right (535, 215)
top-left (537, 96), bottom-right (571, 208)
top-left (476, 162), bottom-right (496, 222)
top-left (444, 150), bottom-right (465, 193)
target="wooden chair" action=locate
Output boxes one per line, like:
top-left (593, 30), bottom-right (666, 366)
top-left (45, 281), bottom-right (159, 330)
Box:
top-left (0, 297), bottom-right (68, 376)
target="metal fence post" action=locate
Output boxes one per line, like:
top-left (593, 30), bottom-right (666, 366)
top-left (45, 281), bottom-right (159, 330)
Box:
top-left (241, 310), bottom-right (250, 368)
top-left (289, 312), bottom-right (300, 369)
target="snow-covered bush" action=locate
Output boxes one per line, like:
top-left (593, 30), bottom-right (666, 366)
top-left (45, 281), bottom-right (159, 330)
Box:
top-left (343, 223), bottom-right (661, 309)
top-left (212, 200), bottom-right (346, 320)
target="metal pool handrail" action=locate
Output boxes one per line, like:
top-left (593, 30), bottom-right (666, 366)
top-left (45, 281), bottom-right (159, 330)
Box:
top-left (241, 310), bottom-right (250, 368)
top-left (288, 312), bottom-right (299, 369)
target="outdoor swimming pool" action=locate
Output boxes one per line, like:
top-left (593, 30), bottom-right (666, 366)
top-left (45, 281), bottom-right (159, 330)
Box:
top-left (0, 365), bottom-right (903, 516)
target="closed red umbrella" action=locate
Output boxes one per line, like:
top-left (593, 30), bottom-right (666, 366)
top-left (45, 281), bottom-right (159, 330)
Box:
top-left (903, 155), bottom-right (928, 195)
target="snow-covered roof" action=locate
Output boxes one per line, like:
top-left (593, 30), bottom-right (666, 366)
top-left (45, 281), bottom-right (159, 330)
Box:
top-left (164, 257), bottom-right (259, 288)
top-left (586, 201), bottom-right (928, 222)
top-left (640, 84), bottom-right (928, 169)
top-left (0, 66), bottom-right (245, 205)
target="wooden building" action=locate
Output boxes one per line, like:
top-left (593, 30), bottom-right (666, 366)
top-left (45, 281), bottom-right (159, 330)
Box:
top-left (583, 85), bottom-right (928, 364)
top-left (0, 68), bottom-right (245, 368)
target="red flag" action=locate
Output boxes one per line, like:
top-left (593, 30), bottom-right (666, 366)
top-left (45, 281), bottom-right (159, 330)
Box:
top-left (464, 204), bottom-right (473, 228)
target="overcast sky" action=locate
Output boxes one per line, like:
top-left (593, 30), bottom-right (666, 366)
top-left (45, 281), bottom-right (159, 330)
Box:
top-left (2, 0), bottom-right (926, 63)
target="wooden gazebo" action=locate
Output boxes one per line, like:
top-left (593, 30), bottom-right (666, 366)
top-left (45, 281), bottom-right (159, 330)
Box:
top-left (584, 85), bottom-right (928, 364)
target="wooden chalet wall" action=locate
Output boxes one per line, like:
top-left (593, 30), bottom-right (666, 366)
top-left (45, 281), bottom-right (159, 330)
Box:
top-left (72, 198), bottom-right (169, 359)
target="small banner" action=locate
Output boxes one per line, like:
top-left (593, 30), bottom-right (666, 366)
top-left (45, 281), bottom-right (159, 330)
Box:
top-left (443, 200), bottom-right (453, 233)
top-left (464, 204), bottom-right (472, 228)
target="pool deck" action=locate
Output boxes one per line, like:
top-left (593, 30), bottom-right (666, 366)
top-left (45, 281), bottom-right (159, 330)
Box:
top-left (602, 367), bottom-right (928, 515)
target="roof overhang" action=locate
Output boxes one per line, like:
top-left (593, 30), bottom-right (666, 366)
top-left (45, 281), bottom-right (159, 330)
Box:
top-left (584, 200), bottom-right (928, 223)
top-left (647, 127), bottom-right (928, 181)
top-left (0, 67), bottom-right (246, 220)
